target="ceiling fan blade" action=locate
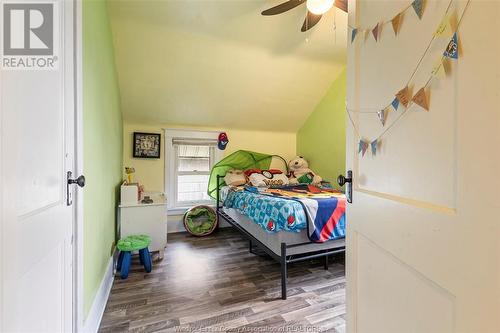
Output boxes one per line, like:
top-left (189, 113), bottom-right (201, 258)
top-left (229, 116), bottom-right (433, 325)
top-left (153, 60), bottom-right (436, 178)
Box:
top-left (301, 11), bottom-right (322, 32)
top-left (334, 0), bottom-right (348, 13)
top-left (261, 0), bottom-right (306, 16)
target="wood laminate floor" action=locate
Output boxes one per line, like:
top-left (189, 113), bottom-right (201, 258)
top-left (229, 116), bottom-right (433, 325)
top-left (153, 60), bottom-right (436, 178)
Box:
top-left (99, 228), bottom-right (346, 333)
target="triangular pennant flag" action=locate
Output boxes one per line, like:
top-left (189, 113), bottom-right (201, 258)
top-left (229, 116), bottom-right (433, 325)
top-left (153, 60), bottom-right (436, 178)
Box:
top-left (391, 97), bottom-right (400, 110)
top-left (364, 29), bottom-right (371, 41)
top-left (443, 33), bottom-right (458, 59)
top-left (412, 0), bottom-right (424, 20)
top-left (372, 23), bottom-right (380, 41)
top-left (391, 13), bottom-right (402, 35)
top-left (434, 15), bottom-right (453, 37)
top-left (377, 108), bottom-right (389, 126)
top-left (396, 86), bottom-right (410, 108)
top-left (358, 140), bottom-right (369, 156)
top-left (431, 58), bottom-right (446, 78)
top-left (371, 140), bottom-right (379, 156)
top-left (412, 87), bottom-right (429, 111)
top-left (442, 57), bottom-right (451, 75)
top-left (351, 28), bottom-right (358, 43)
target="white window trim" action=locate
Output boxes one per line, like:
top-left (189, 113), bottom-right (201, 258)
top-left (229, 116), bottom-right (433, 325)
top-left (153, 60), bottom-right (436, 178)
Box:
top-left (164, 129), bottom-right (223, 215)
top-left (172, 144), bottom-right (214, 208)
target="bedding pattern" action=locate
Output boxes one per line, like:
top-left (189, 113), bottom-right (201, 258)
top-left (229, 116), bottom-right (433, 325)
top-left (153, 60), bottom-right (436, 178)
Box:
top-left (224, 188), bottom-right (308, 233)
top-left (302, 196), bottom-right (346, 242)
top-left (265, 187), bottom-right (346, 243)
top-left (223, 185), bottom-right (346, 242)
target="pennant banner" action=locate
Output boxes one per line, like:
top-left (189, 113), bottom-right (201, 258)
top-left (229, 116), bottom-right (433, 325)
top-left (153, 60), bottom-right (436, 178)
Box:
top-left (412, 87), bottom-right (429, 111)
top-left (434, 16), bottom-right (453, 37)
top-left (412, 0), bottom-right (424, 19)
top-left (372, 23), bottom-right (380, 42)
top-left (396, 86), bottom-right (410, 108)
top-left (351, 28), bottom-right (358, 43)
top-left (391, 13), bottom-right (402, 36)
top-left (391, 97), bottom-right (400, 110)
top-left (350, 0), bottom-right (426, 44)
top-left (346, 0), bottom-right (470, 159)
top-left (371, 140), bottom-right (379, 156)
top-left (364, 29), bottom-right (371, 41)
top-left (443, 33), bottom-right (458, 59)
top-left (431, 58), bottom-right (446, 78)
top-left (358, 140), bottom-right (369, 156)
top-left (377, 108), bottom-right (389, 126)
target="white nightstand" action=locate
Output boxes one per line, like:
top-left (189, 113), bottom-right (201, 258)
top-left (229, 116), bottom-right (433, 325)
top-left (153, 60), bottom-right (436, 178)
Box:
top-left (118, 195), bottom-right (167, 259)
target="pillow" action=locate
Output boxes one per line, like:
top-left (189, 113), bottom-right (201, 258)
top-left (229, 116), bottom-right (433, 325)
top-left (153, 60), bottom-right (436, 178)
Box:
top-left (244, 169), bottom-right (283, 177)
top-left (224, 169), bottom-right (247, 186)
top-left (247, 169), bottom-right (289, 187)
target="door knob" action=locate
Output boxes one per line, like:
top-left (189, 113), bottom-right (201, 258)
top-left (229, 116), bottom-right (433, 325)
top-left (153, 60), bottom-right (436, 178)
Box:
top-left (337, 170), bottom-right (353, 203)
top-left (68, 175), bottom-right (85, 187)
top-left (67, 171), bottom-right (85, 206)
top-left (337, 174), bottom-right (352, 187)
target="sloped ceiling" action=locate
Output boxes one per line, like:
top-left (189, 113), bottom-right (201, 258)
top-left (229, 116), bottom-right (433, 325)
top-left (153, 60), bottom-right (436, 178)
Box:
top-left (108, 0), bottom-right (347, 131)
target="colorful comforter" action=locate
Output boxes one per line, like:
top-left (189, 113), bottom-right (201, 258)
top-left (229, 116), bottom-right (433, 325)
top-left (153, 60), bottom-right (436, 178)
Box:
top-left (224, 188), bottom-right (308, 233)
top-left (223, 185), bottom-right (346, 243)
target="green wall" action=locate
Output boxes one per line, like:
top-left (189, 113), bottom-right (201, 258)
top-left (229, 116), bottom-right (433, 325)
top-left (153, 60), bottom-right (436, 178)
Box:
top-left (297, 69), bottom-right (346, 187)
top-left (83, 0), bottom-right (123, 317)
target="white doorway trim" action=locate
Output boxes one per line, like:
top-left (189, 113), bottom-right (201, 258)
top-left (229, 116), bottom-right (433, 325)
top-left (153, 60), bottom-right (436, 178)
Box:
top-left (0, 34), bottom-right (4, 333)
top-left (74, 0), bottom-right (85, 331)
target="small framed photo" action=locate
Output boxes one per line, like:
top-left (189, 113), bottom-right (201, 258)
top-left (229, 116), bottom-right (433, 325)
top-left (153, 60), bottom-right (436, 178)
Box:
top-left (133, 132), bottom-right (161, 158)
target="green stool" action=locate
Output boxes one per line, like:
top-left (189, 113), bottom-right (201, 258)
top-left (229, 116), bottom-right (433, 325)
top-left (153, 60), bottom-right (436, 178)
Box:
top-left (116, 235), bottom-right (152, 279)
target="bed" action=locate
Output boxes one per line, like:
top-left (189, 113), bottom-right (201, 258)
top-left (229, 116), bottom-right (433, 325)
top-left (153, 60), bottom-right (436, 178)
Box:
top-left (215, 175), bottom-right (346, 300)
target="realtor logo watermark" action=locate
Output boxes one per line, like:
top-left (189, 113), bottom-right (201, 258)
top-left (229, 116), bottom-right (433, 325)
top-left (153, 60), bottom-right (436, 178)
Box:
top-left (1, 1), bottom-right (59, 70)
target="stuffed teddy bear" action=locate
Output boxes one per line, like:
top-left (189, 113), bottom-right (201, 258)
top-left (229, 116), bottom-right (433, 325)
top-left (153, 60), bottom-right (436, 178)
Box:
top-left (288, 156), bottom-right (322, 185)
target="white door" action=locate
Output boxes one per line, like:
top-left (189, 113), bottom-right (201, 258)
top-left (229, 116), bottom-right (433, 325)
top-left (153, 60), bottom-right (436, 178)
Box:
top-left (0, 0), bottom-right (77, 331)
top-left (345, 0), bottom-right (499, 332)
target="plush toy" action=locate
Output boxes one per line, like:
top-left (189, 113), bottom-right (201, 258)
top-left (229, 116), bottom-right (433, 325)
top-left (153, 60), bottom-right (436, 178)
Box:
top-left (288, 156), bottom-right (322, 185)
top-left (224, 169), bottom-right (247, 186)
top-left (218, 132), bottom-right (229, 150)
top-left (245, 169), bottom-right (289, 187)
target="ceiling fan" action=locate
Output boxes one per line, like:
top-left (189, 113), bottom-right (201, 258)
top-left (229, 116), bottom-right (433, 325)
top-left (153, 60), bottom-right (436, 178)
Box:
top-left (261, 0), bottom-right (348, 32)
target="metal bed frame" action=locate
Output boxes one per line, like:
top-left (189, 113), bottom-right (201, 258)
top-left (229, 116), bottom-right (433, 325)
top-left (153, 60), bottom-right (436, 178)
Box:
top-left (215, 175), bottom-right (345, 300)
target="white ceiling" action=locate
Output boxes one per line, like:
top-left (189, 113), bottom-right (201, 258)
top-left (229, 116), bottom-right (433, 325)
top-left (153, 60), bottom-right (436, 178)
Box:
top-left (108, 0), bottom-right (347, 131)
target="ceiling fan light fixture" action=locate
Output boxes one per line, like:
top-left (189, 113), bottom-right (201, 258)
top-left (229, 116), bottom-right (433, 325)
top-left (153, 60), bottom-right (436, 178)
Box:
top-left (306, 0), bottom-right (335, 15)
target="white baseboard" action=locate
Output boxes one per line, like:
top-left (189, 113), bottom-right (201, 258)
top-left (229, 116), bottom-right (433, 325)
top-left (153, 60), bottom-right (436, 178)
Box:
top-left (82, 256), bottom-right (114, 333)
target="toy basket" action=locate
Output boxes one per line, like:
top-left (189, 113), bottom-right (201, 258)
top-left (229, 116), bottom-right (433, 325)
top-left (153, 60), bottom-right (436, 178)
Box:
top-left (183, 205), bottom-right (218, 236)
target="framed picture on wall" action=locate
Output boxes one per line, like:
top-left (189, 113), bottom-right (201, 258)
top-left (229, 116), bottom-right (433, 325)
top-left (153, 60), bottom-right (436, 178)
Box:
top-left (133, 132), bottom-right (161, 158)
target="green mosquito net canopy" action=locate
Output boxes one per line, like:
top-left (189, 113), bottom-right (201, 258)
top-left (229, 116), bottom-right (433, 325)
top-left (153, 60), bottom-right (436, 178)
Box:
top-left (207, 150), bottom-right (288, 199)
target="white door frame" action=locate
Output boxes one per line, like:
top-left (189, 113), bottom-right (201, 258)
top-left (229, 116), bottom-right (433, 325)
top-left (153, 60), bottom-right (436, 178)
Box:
top-left (0, 31), bottom-right (4, 333)
top-left (74, 0), bottom-right (85, 331)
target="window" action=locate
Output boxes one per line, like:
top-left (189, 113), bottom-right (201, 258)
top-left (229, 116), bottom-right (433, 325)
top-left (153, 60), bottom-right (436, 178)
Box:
top-left (165, 130), bottom-right (222, 213)
top-left (174, 144), bottom-right (214, 204)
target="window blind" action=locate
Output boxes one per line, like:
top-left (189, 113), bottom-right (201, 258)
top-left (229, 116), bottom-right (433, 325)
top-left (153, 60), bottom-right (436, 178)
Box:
top-left (171, 137), bottom-right (218, 146)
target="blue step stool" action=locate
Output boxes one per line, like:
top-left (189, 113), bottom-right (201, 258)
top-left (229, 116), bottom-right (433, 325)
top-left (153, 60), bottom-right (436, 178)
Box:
top-left (116, 235), bottom-right (152, 279)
